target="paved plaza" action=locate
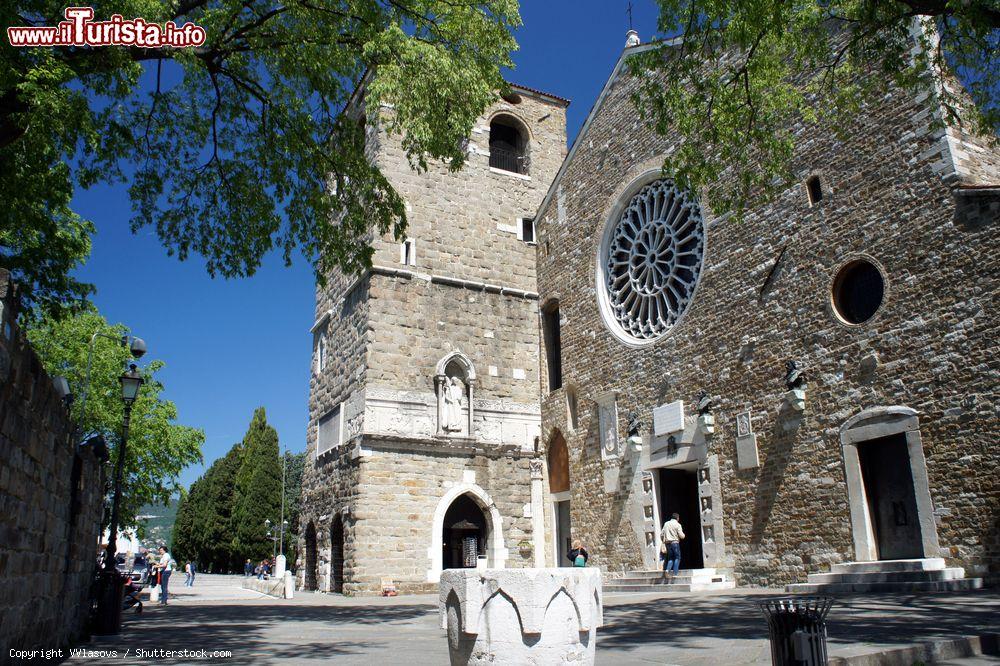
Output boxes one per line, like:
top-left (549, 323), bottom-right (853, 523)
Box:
top-left (61, 574), bottom-right (1000, 665)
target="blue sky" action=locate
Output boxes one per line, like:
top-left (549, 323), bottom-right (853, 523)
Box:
top-left (71, 1), bottom-right (663, 489)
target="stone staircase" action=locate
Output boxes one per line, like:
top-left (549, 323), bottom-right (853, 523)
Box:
top-left (786, 558), bottom-right (984, 594)
top-left (605, 568), bottom-right (737, 593)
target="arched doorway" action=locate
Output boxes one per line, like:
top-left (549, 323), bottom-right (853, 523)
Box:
top-left (548, 430), bottom-right (572, 566)
top-left (330, 515), bottom-right (345, 593)
top-left (304, 522), bottom-right (318, 591)
top-left (442, 494), bottom-right (489, 569)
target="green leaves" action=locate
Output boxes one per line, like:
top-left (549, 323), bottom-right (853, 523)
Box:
top-left (172, 408), bottom-right (296, 571)
top-left (635, 0), bottom-right (999, 215)
top-left (231, 407), bottom-right (282, 561)
top-left (25, 305), bottom-right (204, 534)
top-left (2, 0), bottom-right (521, 311)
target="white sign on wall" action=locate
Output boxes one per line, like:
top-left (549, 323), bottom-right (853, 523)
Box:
top-left (595, 391), bottom-right (620, 461)
top-left (653, 400), bottom-right (685, 436)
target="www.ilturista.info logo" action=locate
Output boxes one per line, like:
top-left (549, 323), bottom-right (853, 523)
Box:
top-left (8, 7), bottom-right (206, 47)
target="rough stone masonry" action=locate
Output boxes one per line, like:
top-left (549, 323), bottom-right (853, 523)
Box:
top-left (532, 40), bottom-right (999, 587)
top-left (0, 270), bottom-right (104, 655)
top-left (298, 84), bottom-right (570, 595)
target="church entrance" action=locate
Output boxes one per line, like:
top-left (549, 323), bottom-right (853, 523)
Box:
top-left (857, 434), bottom-right (923, 560)
top-left (442, 494), bottom-right (488, 569)
top-left (304, 522), bottom-right (318, 591)
top-left (555, 500), bottom-right (572, 566)
top-left (658, 468), bottom-right (704, 569)
top-left (330, 516), bottom-right (345, 593)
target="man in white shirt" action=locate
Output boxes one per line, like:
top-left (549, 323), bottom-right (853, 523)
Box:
top-left (661, 513), bottom-right (685, 578)
top-left (154, 545), bottom-right (174, 605)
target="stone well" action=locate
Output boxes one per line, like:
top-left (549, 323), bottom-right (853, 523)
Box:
top-left (439, 568), bottom-right (603, 665)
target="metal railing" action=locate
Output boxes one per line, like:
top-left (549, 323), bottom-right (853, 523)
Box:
top-left (489, 146), bottom-right (529, 175)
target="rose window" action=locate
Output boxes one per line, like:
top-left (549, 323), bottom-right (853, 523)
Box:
top-left (600, 179), bottom-right (705, 343)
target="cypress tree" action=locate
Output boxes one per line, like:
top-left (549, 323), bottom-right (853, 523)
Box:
top-left (200, 444), bottom-right (243, 571)
top-left (232, 407), bottom-right (282, 563)
top-left (171, 442), bottom-right (242, 572)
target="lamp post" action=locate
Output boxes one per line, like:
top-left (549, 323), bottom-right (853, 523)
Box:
top-left (94, 363), bottom-right (144, 635)
top-left (265, 519), bottom-right (278, 561)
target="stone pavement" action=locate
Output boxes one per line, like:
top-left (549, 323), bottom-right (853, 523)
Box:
top-left (62, 574), bottom-right (1000, 665)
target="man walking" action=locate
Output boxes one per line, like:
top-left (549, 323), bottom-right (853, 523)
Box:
top-left (155, 545), bottom-right (174, 605)
top-left (244, 559), bottom-right (253, 577)
top-left (661, 513), bottom-right (685, 579)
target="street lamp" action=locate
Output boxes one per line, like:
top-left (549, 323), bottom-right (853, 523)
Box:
top-left (265, 519), bottom-right (282, 562)
top-left (94, 362), bottom-right (144, 635)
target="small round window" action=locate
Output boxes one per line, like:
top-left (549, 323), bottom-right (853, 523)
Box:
top-left (832, 259), bottom-right (884, 324)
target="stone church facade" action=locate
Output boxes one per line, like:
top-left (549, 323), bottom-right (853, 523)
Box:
top-left (532, 40), bottom-right (1000, 589)
top-left (298, 82), bottom-right (569, 594)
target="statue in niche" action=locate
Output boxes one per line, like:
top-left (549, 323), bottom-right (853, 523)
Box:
top-left (443, 375), bottom-right (465, 433)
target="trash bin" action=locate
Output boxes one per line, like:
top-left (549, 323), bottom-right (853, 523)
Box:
top-left (758, 596), bottom-right (833, 666)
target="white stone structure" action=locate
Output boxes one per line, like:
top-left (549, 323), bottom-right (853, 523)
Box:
top-left (440, 568), bottom-right (603, 666)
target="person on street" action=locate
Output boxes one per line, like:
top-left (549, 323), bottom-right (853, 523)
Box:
top-left (567, 540), bottom-right (589, 567)
top-left (661, 513), bottom-right (685, 578)
top-left (154, 545), bottom-right (174, 605)
top-left (184, 561), bottom-right (192, 587)
top-left (190, 560), bottom-right (197, 586)
top-left (245, 559), bottom-right (253, 577)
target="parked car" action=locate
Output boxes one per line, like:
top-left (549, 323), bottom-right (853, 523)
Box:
top-left (116, 554), bottom-right (149, 587)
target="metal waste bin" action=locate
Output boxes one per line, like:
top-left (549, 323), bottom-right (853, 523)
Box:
top-left (758, 597), bottom-right (833, 666)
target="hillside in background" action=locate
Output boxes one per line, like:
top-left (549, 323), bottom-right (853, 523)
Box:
top-left (139, 499), bottom-right (179, 548)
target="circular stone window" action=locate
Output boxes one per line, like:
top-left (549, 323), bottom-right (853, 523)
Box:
top-left (597, 179), bottom-right (706, 345)
top-left (832, 259), bottom-right (885, 324)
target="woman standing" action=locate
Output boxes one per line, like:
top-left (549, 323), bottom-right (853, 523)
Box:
top-left (567, 540), bottom-right (589, 567)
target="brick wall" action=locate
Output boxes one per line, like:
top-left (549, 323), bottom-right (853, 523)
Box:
top-left (0, 271), bottom-right (104, 654)
top-left (534, 50), bottom-right (1000, 586)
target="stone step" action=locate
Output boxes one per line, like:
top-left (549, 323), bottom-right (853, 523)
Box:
top-left (605, 580), bottom-right (737, 594)
top-left (786, 577), bottom-right (983, 595)
top-left (608, 576), bottom-right (726, 585)
top-left (627, 568), bottom-right (718, 576)
top-left (806, 567), bottom-right (967, 585)
top-left (830, 558), bottom-right (946, 574)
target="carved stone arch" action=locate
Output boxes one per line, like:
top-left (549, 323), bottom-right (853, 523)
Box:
top-left (487, 109), bottom-right (534, 142)
top-left (436, 350), bottom-right (476, 380)
top-left (488, 112), bottom-right (532, 175)
top-left (839, 406), bottom-right (940, 561)
top-left (427, 483), bottom-right (507, 583)
top-left (435, 351), bottom-right (476, 437)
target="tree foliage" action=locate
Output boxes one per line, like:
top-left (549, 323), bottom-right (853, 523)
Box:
top-left (173, 409), bottom-right (303, 572)
top-left (281, 449), bottom-right (307, 567)
top-left (634, 1), bottom-right (999, 214)
top-left (2, 0), bottom-right (520, 312)
top-left (232, 407), bottom-right (282, 560)
top-left (26, 305), bottom-right (204, 534)
top-left (173, 441), bottom-right (242, 571)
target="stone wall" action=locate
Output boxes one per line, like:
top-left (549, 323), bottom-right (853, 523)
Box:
top-left (348, 444), bottom-right (536, 594)
top-left (300, 87), bottom-right (569, 593)
top-left (534, 46), bottom-right (1000, 587)
top-left (0, 271), bottom-right (104, 654)
top-left (366, 274), bottom-right (542, 405)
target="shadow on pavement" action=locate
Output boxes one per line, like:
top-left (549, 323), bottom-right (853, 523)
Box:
top-left (600, 590), bottom-right (1000, 653)
top-left (67, 601), bottom-right (440, 664)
